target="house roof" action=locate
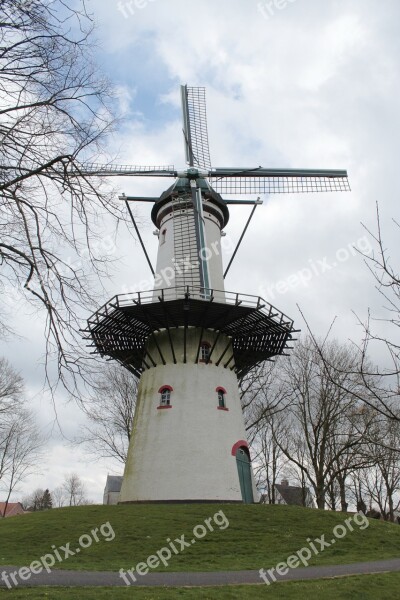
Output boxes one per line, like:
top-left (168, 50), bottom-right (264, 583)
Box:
top-left (0, 502), bottom-right (25, 517)
top-left (104, 476), bottom-right (123, 493)
top-left (275, 484), bottom-right (311, 506)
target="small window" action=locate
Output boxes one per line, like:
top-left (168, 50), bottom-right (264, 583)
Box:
top-left (158, 385), bottom-right (173, 409)
top-left (200, 341), bottom-right (211, 362)
top-left (160, 388), bottom-right (171, 405)
top-left (216, 387), bottom-right (228, 410)
top-left (160, 229), bottom-right (167, 245)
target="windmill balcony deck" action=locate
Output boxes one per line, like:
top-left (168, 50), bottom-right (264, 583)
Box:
top-left (84, 286), bottom-right (296, 379)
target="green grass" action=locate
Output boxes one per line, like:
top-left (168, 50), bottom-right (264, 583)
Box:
top-left (0, 504), bottom-right (398, 572)
top-left (1, 574), bottom-right (400, 599)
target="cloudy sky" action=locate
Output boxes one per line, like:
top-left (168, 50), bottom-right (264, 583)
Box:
top-left (2, 0), bottom-right (399, 503)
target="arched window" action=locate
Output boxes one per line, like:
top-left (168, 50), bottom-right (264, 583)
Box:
top-left (160, 228), bottom-right (167, 245)
top-left (158, 385), bottom-right (173, 409)
top-left (161, 388), bottom-right (171, 405)
top-left (216, 387), bottom-right (228, 411)
top-left (200, 341), bottom-right (211, 362)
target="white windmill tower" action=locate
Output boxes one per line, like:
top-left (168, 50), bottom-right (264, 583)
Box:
top-left (85, 86), bottom-right (350, 503)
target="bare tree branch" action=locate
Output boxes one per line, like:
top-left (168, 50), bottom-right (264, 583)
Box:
top-left (0, 1), bottom-right (127, 396)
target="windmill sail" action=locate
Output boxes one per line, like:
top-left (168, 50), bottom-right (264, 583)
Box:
top-left (73, 87), bottom-right (350, 295)
top-left (180, 86), bottom-right (213, 294)
top-left (208, 168), bottom-right (350, 194)
top-left (181, 85), bottom-right (212, 170)
top-left (70, 164), bottom-right (177, 177)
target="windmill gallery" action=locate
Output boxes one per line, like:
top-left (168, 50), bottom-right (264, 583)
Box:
top-left (83, 85), bottom-right (350, 504)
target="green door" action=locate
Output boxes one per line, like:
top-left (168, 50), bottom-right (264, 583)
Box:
top-left (236, 448), bottom-right (254, 504)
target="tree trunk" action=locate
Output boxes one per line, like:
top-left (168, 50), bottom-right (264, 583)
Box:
top-left (316, 478), bottom-right (325, 509)
top-left (387, 493), bottom-right (394, 522)
top-left (338, 476), bottom-right (348, 512)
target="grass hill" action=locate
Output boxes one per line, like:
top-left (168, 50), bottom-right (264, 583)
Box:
top-left (0, 503), bottom-right (398, 573)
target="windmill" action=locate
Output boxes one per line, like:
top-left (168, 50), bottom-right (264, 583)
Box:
top-left (84, 85), bottom-right (350, 503)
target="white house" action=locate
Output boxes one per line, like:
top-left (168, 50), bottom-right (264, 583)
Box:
top-left (103, 475), bottom-right (123, 505)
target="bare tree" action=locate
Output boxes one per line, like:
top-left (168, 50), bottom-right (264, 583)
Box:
top-left (241, 361), bottom-right (293, 502)
top-left (0, 357), bottom-right (24, 413)
top-left (62, 473), bottom-right (87, 506)
top-left (241, 361), bottom-right (293, 436)
top-left (51, 485), bottom-right (66, 508)
top-left (252, 413), bottom-right (289, 504)
top-left (353, 206), bottom-right (400, 420)
top-left (78, 365), bottom-right (138, 464)
top-left (0, 357), bottom-right (43, 516)
top-left (284, 439), bottom-right (313, 506)
top-left (323, 403), bottom-right (377, 512)
top-left (0, 410), bottom-right (43, 515)
top-left (0, 1), bottom-right (123, 391)
top-left (301, 206), bottom-right (400, 422)
top-left (356, 415), bottom-right (400, 521)
top-left (271, 338), bottom-right (373, 509)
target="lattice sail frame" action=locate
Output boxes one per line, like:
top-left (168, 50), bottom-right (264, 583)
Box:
top-left (69, 85), bottom-right (350, 195)
top-left (181, 85), bottom-right (212, 170)
top-left (73, 165), bottom-right (350, 195)
top-left (209, 174), bottom-right (351, 195)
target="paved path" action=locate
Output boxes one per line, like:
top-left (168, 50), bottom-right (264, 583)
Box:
top-left (1, 558), bottom-right (399, 588)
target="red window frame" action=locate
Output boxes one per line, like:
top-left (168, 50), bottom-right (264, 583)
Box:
top-left (158, 385), bottom-right (173, 409)
top-left (216, 386), bottom-right (229, 411)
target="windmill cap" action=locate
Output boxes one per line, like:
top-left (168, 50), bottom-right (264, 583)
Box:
top-left (151, 176), bottom-right (230, 229)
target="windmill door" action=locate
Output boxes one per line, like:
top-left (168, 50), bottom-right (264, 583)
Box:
top-left (236, 448), bottom-right (254, 504)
